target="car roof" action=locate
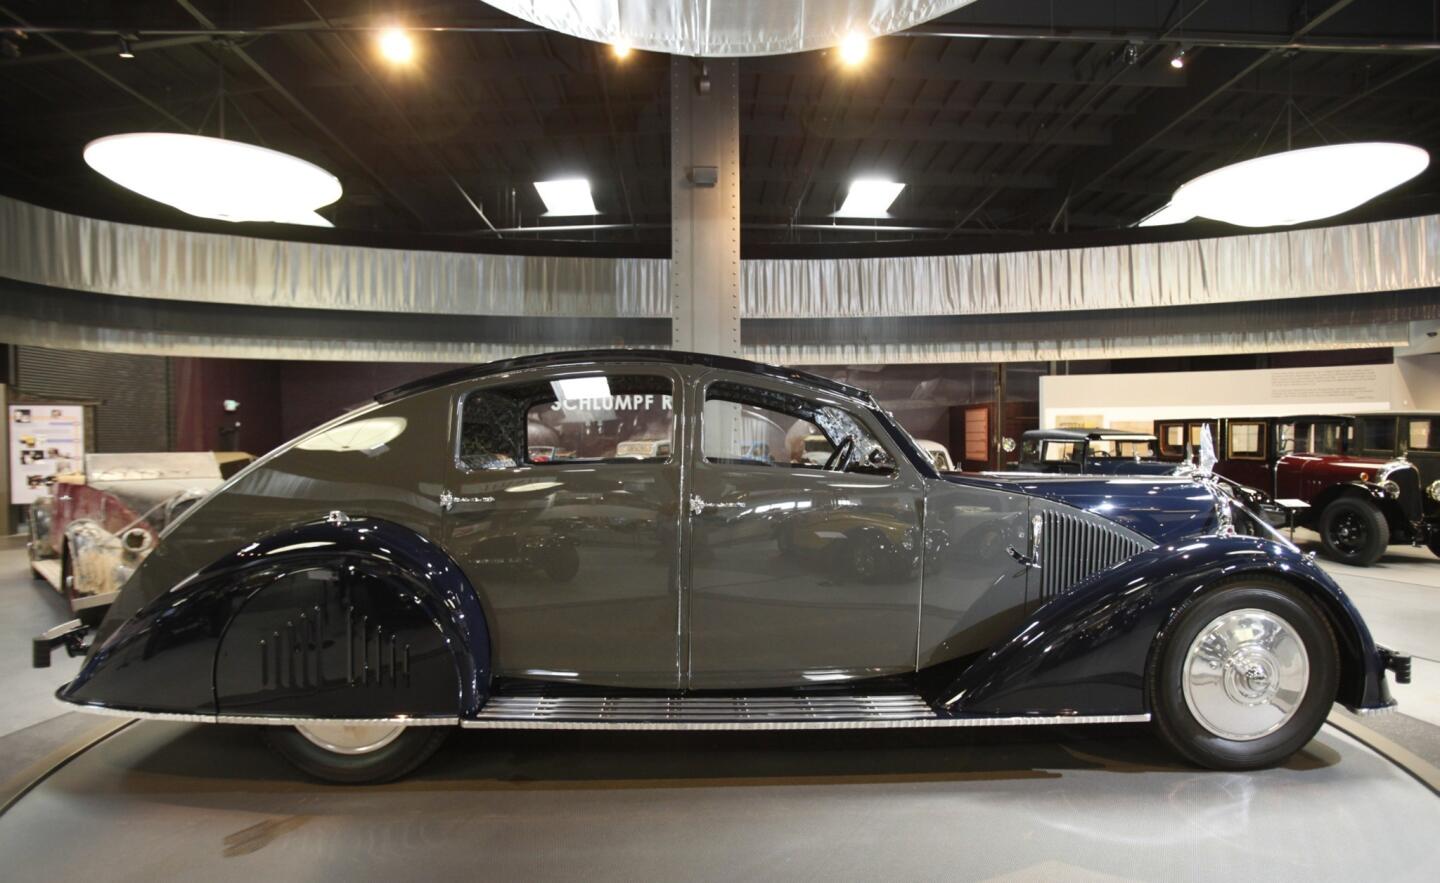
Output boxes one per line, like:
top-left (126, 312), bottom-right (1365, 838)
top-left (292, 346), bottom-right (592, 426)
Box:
top-left (1023, 428), bottom-right (1157, 442)
top-left (374, 349), bottom-right (874, 405)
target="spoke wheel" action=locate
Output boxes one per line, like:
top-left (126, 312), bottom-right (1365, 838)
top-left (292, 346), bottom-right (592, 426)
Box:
top-left (1318, 498), bottom-right (1388, 566)
top-left (1181, 609), bottom-right (1310, 741)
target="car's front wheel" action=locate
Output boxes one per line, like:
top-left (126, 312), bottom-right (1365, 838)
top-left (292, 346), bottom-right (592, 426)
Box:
top-left (1150, 578), bottom-right (1338, 770)
top-left (1318, 497), bottom-right (1388, 566)
top-left (261, 723), bottom-right (450, 784)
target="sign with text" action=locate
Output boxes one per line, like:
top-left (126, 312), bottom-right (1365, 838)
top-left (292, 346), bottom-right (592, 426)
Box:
top-left (8, 404), bottom-right (85, 505)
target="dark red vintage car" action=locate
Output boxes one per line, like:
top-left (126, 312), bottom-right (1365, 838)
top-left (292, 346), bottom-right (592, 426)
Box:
top-left (28, 452), bottom-right (252, 617)
top-left (1153, 416), bottom-right (1432, 566)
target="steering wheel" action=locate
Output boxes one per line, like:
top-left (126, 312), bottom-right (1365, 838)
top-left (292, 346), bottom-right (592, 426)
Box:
top-left (1090, 450), bottom-right (1111, 458)
top-left (823, 436), bottom-right (855, 472)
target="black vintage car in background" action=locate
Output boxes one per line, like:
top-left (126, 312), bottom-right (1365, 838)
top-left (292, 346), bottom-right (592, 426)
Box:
top-left (1012, 428), bottom-right (1178, 476)
top-left (35, 352), bottom-right (1408, 783)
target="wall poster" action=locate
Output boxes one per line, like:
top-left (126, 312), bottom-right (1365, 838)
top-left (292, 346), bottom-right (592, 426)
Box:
top-left (8, 404), bottom-right (85, 505)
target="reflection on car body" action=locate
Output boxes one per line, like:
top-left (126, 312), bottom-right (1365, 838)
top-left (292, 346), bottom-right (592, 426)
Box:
top-left (35, 351), bottom-right (1409, 783)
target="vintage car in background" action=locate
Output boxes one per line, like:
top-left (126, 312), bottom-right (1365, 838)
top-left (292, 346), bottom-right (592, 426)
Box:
top-left (35, 352), bottom-right (1408, 784)
top-left (1154, 415), bottom-right (1434, 566)
top-left (28, 451), bottom-right (252, 619)
top-left (1012, 428), bottom-right (1177, 476)
top-left (917, 439), bottom-right (955, 471)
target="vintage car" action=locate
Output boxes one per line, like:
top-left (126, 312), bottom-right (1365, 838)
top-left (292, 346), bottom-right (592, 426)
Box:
top-left (1154, 415), bottom-right (1433, 566)
top-left (917, 439), bottom-right (955, 472)
top-left (34, 351), bottom-right (1408, 784)
top-left (1012, 428), bottom-right (1177, 476)
top-left (27, 452), bottom-right (252, 618)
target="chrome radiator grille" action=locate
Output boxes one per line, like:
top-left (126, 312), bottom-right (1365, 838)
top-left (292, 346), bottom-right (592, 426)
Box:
top-left (1035, 508), bottom-right (1152, 599)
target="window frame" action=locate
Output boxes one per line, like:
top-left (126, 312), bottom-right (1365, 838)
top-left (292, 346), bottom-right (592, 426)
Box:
top-left (694, 374), bottom-right (902, 477)
top-left (1225, 420), bottom-right (1268, 461)
top-left (452, 364), bottom-right (683, 474)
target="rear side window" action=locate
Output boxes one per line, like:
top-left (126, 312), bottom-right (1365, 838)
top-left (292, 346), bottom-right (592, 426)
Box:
top-left (1157, 422), bottom-right (1185, 456)
top-left (1406, 418), bottom-right (1439, 452)
top-left (1227, 421), bottom-right (1266, 460)
top-left (1360, 419), bottom-right (1396, 454)
top-left (458, 373), bottom-right (674, 470)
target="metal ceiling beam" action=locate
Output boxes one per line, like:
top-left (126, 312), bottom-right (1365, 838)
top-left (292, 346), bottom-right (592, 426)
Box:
top-left (171, 0), bottom-right (431, 229)
top-left (748, 52), bottom-right (1186, 89)
top-left (1046, 0), bottom-right (1361, 228)
top-left (0, 5), bottom-right (193, 131)
top-left (745, 117), bottom-right (1111, 146)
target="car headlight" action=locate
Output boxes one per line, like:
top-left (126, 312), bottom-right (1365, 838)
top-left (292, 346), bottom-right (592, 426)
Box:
top-left (1429, 479), bottom-right (1440, 502)
top-left (1383, 479), bottom-right (1401, 497)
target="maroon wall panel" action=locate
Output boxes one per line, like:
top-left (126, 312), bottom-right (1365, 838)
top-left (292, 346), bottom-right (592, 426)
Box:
top-left (276, 361), bottom-right (451, 440)
top-left (171, 358), bottom-right (283, 455)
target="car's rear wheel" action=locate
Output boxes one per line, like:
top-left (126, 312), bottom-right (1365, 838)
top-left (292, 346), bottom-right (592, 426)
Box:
top-left (1149, 578), bottom-right (1337, 770)
top-left (1318, 497), bottom-right (1388, 566)
top-left (261, 723), bottom-right (450, 784)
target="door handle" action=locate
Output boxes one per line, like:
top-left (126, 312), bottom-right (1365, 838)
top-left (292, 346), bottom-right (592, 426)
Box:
top-left (689, 495), bottom-right (744, 517)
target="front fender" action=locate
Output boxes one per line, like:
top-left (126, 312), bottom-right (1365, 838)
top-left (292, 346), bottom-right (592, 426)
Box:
top-left (59, 517), bottom-right (490, 719)
top-left (941, 535), bottom-right (1389, 717)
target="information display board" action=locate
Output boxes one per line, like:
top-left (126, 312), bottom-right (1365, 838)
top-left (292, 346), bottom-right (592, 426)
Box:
top-left (8, 404), bottom-right (85, 505)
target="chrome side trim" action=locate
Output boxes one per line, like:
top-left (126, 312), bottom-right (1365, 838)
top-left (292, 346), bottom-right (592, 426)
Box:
top-left (60, 696), bottom-right (1150, 731)
top-left (59, 700), bottom-right (459, 727)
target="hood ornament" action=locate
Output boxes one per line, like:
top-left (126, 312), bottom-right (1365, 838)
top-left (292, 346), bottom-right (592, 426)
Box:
top-left (1196, 424), bottom-right (1218, 477)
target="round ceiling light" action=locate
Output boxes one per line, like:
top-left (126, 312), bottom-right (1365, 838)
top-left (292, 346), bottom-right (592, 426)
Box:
top-left (1140, 142), bottom-right (1430, 228)
top-left (83, 133), bottom-right (342, 227)
top-left (481, 0), bottom-right (980, 57)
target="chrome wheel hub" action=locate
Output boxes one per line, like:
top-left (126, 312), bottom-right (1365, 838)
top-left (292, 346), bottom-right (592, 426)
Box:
top-left (295, 722), bottom-right (405, 755)
top-left (1181, 608), bottom-right (1310, 741)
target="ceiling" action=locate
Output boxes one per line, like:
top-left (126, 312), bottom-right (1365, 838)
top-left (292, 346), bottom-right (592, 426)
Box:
top-left (2, 0), bottom-right (1438, 252)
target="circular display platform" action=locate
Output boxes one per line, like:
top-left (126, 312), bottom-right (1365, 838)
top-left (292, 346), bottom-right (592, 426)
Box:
top-left (1, 719), bottom-right (1436, 880)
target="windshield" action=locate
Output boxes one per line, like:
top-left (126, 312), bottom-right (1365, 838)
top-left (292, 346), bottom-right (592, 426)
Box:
top-left (1088, 439), bottom-right (1156, 458)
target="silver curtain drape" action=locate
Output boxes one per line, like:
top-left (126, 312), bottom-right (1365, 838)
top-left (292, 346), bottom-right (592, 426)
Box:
top-left (4, 196), bottom-right (1436, 321)
top-left (2, 195), bottom-right (1435, 363)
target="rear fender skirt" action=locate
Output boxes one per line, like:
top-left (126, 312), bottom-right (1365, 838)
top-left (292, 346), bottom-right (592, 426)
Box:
top-left (59, 517), bottom-right (490, 718)
top-left (939, 535), bottom-right (1388, 717)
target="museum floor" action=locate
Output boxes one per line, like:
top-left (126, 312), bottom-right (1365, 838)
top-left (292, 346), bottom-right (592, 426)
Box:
top-left (1, 538), bottom-right (1437, 881)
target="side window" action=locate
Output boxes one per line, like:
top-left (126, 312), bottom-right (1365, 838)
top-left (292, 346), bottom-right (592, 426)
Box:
top-left (1407, 418), bottom-right (1440, 452)
top-left (458, 373), bottom-right (674, 470)
top-left (1361, 419), bottom-right (1397, 454)
top-left (1157, 422), bottom-right (1185, 457)
top-left (701, 381), bottom-right (894, 473)
top-left (1227, 421), bottom-right (1266, 460)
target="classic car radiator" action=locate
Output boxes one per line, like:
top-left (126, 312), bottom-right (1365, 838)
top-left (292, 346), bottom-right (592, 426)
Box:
top-left (1035, 508), bottom-right (1153, 600)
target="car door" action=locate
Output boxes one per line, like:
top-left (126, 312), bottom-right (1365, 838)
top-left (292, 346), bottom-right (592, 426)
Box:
top-left (442, 364), bottom-right (684, 689)
top-left (682, 372), bottom-right (925, 689)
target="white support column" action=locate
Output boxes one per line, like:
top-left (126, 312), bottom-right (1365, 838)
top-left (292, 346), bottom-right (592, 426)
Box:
top-left (670, 56), bottom-right (741, 358)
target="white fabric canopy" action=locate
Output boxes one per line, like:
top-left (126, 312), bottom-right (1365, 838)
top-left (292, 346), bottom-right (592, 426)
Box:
top-left (480, 0), bottom-right (978, 56)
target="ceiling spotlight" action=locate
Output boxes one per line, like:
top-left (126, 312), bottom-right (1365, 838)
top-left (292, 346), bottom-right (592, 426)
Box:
top-left (84, 133), bottom-right (342, 227)
top-left (117, 37), bottom-right (134, 59)
top-left (837, 179), bottom-right (904, 217)
top-left (534, 178), bottom-right (597, 215)
top-left (378, 28), bottom-right (414, 64)
top-left (1138, 142), bottom-right (1430, 228)
top-left (838, 32), bottom-right (869, 67)
top-left (1169, 49), bottom-right (1186, 69)
top-left (611, 42), bottom-right (632, 60)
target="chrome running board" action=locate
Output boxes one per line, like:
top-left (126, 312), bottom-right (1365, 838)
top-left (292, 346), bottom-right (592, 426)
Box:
top-left (464, 693), bottom-right (1150, 730)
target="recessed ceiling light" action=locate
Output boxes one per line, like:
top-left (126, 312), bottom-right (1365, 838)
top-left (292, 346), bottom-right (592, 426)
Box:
top-left (1138, 142), bottom-right (1430, 228)
top-left (378, 28), bottom-right (414, 64)
top-left (117, 38), bottom-right (135, 59)
top-left (837, 179), bottom-right (904, 217)
top-left (839, 33), bottom-right (869, 67)
top-left (1169, 49), bottom-right (1185, 69)
top-left (534, 179), bottom-right (597, 215)
top-left (83, 133), bottom-right (341, 227)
